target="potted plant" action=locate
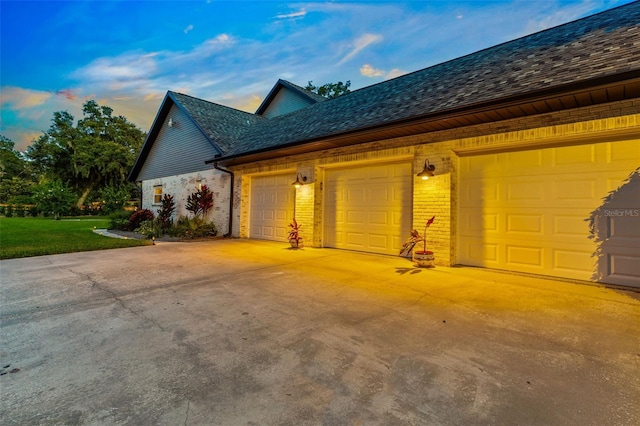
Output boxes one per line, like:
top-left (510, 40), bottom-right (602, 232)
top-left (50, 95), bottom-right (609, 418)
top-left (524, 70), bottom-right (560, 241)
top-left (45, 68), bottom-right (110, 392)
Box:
top-left (412, 216), bottom-right (436, 267)
top-left (288, 218), bottom-right (303, 248)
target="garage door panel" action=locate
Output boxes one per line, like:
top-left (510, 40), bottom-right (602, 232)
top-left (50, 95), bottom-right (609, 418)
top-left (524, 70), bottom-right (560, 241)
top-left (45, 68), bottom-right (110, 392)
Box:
top-left (369, 234), bottom-right (389, 250)
top-left (369, 211), bottom-right (388, 226)
top-left (507, 181), bottom-right (544, 201)
top-left (553, 249), bottom-right (593, 273)
top-left (346, 210), bottom-right (366, 225)
top-left (325, 162), bottom-right (411, 256)
top-left (507, 150), bottom-right (543, 168)
top-left (608, 215), bottom-right (640, 240)
top-left (552, 144), bottom-right (596, 165)
top-left (553, 215), bottom-right (588, 236)
top-left (507, 214), bottom-right (543, 233)
top-left (459, 140), bottom-right (640, 286)
top-left (608, 252), bottom-right (640, 285)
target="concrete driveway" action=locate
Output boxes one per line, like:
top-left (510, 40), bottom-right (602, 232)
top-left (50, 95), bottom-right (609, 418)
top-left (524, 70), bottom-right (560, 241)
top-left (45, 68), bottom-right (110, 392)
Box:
top-left (1, 239), bottom-right (639, 425)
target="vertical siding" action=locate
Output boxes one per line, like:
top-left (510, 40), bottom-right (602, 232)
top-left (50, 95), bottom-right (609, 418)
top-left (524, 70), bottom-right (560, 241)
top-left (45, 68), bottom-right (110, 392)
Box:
top-left (137, 105), bottom-right (219, 181)
top-left (261, 88), bottom-right (315, 118)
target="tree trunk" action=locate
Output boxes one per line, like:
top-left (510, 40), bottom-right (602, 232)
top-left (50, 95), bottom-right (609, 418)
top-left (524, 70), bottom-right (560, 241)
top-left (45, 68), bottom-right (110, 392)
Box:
top-left (76, 184), bottom-right (93, 209)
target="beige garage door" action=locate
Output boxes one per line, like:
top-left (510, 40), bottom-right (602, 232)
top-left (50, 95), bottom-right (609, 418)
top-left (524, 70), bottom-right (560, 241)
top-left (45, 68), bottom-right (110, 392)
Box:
top-left (250, 174), bottom-right (295, 241)
top-left (458, 140), bottom-right (640, 285)
top-left (324, 161), bottom-right (412, 256)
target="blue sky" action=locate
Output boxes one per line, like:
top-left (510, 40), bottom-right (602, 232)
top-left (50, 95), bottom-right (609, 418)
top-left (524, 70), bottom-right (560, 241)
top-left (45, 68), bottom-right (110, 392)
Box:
top-left (0, 0), bottom-right (632, 151)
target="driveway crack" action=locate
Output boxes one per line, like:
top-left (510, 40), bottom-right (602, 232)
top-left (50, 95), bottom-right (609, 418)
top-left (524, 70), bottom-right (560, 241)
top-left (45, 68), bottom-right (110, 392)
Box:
top-left (68, 269), bottom-right (167, 332)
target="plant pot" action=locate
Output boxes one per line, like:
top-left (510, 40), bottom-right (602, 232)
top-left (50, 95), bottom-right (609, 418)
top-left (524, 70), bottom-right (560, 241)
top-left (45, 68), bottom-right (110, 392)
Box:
top-left (413, 250), bottom-right (434, 267)
top-left (289, 238), bottom-right (303, 248)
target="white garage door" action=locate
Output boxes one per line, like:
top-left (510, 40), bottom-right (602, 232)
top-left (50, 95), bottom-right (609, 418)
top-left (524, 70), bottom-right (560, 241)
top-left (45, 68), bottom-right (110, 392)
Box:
top-left (250, 174), bottom-right (295, 241)
top-left (324, 162), bottom-right (412, 256)
top-left (458, 140), bottom-right (640, 285)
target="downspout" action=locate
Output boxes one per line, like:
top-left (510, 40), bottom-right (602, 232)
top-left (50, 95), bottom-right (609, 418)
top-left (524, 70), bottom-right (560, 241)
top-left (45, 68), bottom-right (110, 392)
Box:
top-left (212, 161), bottom-right (234, 238)
top-left (135, 181), bottom-right (143, 210)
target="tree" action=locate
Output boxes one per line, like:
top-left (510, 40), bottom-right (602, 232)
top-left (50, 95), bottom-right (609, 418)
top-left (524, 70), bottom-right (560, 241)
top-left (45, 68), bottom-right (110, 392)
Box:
top-left (26, 100), bottom-right (146, 208)
top-left (305, 80), bottom-right (351, 99)
top-left (33, 180), bottom-right (76, 219)
top-left (1, 135), bottom-right (31, 180)
top-left (0, 135), bottom-right (37, 203)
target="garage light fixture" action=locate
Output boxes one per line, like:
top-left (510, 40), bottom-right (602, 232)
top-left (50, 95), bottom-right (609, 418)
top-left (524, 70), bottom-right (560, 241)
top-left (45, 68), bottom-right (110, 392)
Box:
top-left (292, 173), bottom-right (307, 188)
top-left (417, 160), bottom-right (436, 180)
top-left (168, 118), bottom-right (175, 128)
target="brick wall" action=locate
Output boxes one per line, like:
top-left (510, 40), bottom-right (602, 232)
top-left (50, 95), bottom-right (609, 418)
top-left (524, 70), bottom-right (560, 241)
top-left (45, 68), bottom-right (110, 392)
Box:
top-left (229, 102), bottom-right (640, 265)
top-left (141, 168), bottom-right (231, 235)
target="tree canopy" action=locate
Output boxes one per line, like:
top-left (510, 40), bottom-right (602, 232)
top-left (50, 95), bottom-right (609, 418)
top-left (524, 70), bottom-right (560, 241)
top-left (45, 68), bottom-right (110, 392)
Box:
top-left (26, 100), bottom-right (146, 207)
top-left (304, 80), bottom-right (351, 99)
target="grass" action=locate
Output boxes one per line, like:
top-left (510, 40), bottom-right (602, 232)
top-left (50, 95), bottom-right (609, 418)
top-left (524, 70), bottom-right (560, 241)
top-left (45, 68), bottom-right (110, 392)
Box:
top-left (0, 217), bottom-right (151, 260)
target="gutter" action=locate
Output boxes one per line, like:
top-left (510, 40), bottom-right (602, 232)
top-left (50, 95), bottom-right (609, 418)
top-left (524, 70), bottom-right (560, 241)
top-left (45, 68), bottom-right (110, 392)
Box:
top-left (212, 160), bottom-right (234, 238)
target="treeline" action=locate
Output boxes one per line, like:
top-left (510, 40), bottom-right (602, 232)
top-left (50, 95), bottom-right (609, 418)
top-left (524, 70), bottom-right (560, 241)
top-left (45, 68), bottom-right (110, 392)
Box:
top-left (1, 100), bottom-right (146, 218)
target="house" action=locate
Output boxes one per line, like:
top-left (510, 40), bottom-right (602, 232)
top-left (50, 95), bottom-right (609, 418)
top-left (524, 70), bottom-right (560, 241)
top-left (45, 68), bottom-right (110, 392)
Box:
top-left (129, 2), bottom-right (640, 288)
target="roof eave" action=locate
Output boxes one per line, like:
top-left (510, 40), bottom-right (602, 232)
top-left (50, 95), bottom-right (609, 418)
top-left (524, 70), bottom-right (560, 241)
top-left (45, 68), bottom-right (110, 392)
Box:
top-left (209, 70), bottom-right (640, 167)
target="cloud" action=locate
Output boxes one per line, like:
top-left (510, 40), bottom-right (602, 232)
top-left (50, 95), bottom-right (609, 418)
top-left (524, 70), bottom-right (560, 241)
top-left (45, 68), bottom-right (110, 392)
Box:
top-left (360, 64), bottom-right (384, 78)
top-left (338, 33), bottom-right (383, 65)
top-left (56, 89), bottom-right (78, 100)
top-left (0, 87), bottom-right (52, 109)
top-left (386, 68), bottom-right (406, 79)
top-left (275, 8), bottom-right (306, 19)
top-left (360, 64), bottom-right (406, 80)
top-left (184, 24), bottom-right (194, 34)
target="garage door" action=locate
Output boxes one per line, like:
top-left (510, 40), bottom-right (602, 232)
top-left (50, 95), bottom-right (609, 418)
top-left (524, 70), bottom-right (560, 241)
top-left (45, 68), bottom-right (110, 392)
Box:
top-left (250, 174), bottom-right (295, 241)
top-left (458, 140), bottom-right (640, 285)
top-left (324, 162), bottom-right (412, 256)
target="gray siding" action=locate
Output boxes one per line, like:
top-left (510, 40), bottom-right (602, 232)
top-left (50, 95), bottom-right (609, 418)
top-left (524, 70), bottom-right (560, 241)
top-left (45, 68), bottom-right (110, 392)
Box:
top-left (136, 105), bottom-right (218, 181)
top-left (261, 88), bottom-right (314, 118)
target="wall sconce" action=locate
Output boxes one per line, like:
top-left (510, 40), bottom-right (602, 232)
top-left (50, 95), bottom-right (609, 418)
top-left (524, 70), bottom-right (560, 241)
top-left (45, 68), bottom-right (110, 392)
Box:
top-left (292, 173), bottom-right (307, 188)
top-left (417, 159), bottom-right (436, 180)
top-left (168, 118), bottom-right (175, 128)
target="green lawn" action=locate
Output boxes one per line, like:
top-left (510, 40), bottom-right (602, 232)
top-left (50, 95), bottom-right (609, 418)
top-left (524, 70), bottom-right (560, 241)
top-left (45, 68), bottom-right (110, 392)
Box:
top-left (0, 217), bottom-right (151, 260)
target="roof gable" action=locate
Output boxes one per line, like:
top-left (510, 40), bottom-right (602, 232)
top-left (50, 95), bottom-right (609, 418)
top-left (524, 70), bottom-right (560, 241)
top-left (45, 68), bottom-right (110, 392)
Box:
top-left (255, 79), bottom-right (326, 117)
top-left (129, 91), bottom-right (262, 181)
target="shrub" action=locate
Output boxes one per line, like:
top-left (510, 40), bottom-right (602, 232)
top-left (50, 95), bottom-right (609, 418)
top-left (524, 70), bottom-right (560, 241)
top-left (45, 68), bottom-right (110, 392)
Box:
top-left (101, 184), bottom-right (131, 214)
top-left (170, 215), bottom-right (217, 239)
top-left (157, 194), bottom-right (175, 232)
top-left (33, 180), bottom-right (75, 220)
top-left (108, 210), bottom-right (133, 230)
top-left (186, 185), bottom-right (214, 218)
top-left (128, 209), bottom-right (154, 231)
top-left (5, 205), bottom-right (13, 218)
top-left (135, 219), bottom-right (163, 239)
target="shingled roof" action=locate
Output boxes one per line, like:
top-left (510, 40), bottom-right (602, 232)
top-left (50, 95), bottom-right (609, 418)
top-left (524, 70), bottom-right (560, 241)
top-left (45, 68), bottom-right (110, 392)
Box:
top-left (213, 1), bottom-right (639, 164)
top-left (131, 1), bottom-right (640, 178)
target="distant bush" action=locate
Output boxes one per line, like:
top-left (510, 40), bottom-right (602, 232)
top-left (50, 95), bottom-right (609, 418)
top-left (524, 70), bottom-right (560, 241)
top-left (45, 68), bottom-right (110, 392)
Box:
top-left (108, 210), bottom-right (133, 230)
top-left (128, 209), bottom-right (154, 231)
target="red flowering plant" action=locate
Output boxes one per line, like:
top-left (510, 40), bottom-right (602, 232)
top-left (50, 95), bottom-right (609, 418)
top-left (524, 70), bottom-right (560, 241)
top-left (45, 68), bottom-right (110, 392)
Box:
top-left (288, 218), bottom-right (303, 248)
top-left (399, 216), bottom-right (435, 257)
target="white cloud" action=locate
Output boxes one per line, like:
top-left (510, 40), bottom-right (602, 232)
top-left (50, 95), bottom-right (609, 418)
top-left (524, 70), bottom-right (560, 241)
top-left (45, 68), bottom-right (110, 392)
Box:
top-left (360, 64), bottom-right (406, 80)
top-left (360, 64), bottom-right (383, 77)
top-left (275, 9), bottom-right (306, 19)
top-left (184, 24), bottom-right (194, 34)
top-left (338, 33), bottom-right (383, 65)
top-left (385, 68), bottom-right (406, 79)
top-left (0, 87), bottom-right (52, 109)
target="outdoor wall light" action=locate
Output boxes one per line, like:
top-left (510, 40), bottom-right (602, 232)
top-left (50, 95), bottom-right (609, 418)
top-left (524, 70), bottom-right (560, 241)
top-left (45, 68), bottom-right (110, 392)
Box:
top-left (168, 118), bottom-right (175, 128)
top-left (417, 159), bottom-right (436, 180)
top-left (292, 173), bottom-right (307, 188)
